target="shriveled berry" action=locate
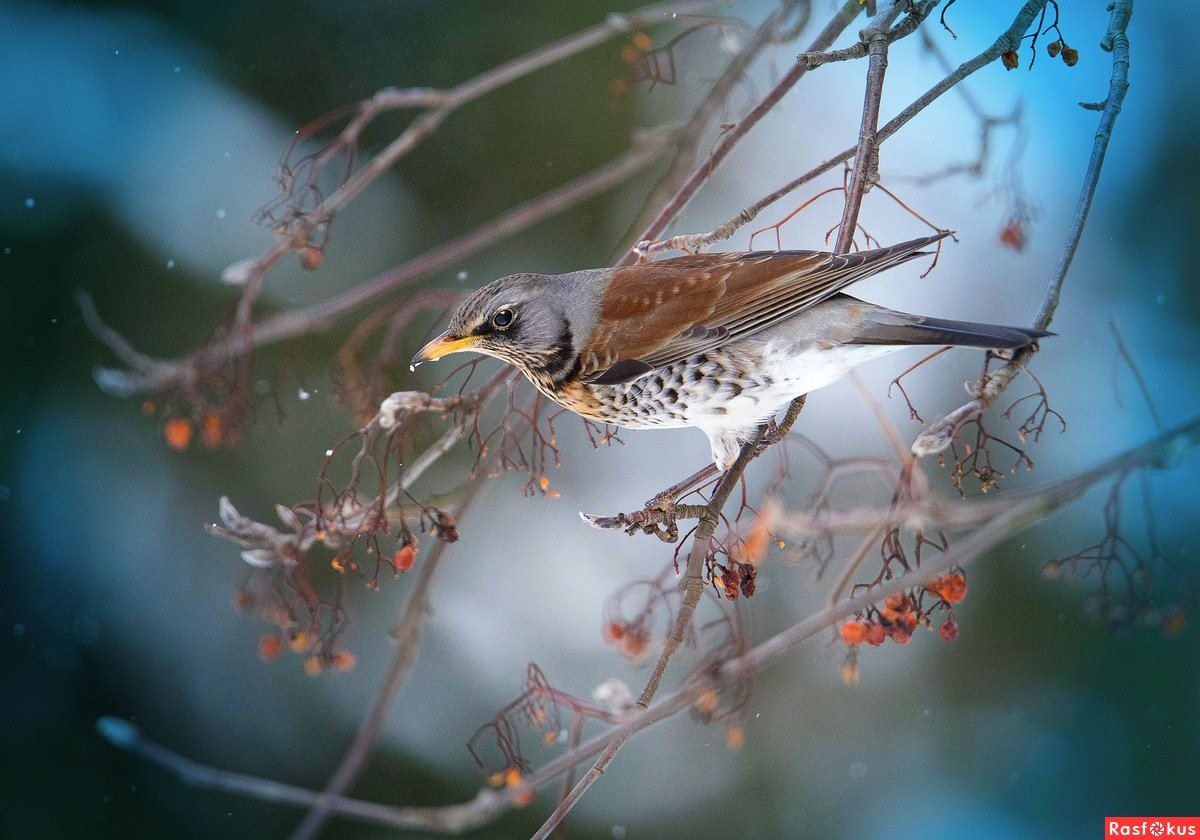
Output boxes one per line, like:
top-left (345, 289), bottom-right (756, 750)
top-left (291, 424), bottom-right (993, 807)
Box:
top-left (299, 245), bottom-right (324, 271)
top-left (865, 623), bottom-right (887, 647)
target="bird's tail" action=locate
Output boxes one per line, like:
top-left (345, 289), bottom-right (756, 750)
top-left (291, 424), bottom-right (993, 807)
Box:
top-left (850, 309), bottom-right (1051, 349)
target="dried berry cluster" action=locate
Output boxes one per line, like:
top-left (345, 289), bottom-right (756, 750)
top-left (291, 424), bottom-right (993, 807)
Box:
top-left (232, 582), bottom-right (356, 676)
top-left (842, 572), bottom-right (967, 650)
top-left (602, 616), bottom-right (653, 660)
top-left (1001, 0), bottom-right (1075, 71)
top-left (710, 561), bottom-right (758, 601)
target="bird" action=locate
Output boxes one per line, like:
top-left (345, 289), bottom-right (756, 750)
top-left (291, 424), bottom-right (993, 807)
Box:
top-left (411, 232), bottom-right (1049, 469)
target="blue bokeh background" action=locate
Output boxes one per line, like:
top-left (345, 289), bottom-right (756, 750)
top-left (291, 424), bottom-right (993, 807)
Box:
top-left (2, 2), bottom-right (1197, 838)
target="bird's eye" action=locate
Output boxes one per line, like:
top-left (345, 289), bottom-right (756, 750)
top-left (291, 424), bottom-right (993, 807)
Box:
top-left (491, 307), bottom-right (515, 330)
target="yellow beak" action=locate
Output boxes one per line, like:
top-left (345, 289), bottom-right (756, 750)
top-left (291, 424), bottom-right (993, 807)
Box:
top-left (409, 332), bottom-right (480, 370)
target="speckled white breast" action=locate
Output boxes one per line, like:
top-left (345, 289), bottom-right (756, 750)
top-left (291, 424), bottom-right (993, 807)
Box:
top-left (589, 338), bottom-right (902, 431)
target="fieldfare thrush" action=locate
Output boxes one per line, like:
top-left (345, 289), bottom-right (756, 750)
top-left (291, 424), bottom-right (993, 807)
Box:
top-left (411, 233), bottom-right (1048, 469)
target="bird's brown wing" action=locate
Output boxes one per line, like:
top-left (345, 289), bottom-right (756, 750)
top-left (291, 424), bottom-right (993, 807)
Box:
top-left (579, 234), bottom-right (947, 385)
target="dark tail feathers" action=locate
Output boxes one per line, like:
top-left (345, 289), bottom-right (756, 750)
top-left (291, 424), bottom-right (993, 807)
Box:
top-left (852, 311), bottom-right (1052, 350)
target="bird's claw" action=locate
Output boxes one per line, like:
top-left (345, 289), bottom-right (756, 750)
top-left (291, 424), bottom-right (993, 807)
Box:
top-left (579, 493), bottom-right (681, 542)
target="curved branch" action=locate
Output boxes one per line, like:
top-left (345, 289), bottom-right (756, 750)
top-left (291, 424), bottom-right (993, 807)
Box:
top-left (85, 128), bottom-right (679, 398)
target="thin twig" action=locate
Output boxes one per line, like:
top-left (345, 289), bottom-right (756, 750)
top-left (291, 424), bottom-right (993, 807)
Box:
top-left (913, 0), bottom-right (1132, 456)
top-left (833, 2), bottom-right (901, 254)
top-left (530, 422), bottom-right (771, 840)
top-left (797, 0), bottom-right (937, 69)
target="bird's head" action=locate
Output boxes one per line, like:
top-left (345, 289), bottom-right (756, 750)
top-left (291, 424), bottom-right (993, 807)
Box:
top-left (410, 272), bottom-right (594, 382)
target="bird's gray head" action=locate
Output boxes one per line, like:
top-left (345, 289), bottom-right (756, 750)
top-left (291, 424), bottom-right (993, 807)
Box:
top-left (411, 271), bottom-right (599, 383)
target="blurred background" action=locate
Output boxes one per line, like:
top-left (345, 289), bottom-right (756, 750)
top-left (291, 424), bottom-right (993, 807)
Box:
top-left (2, 1), bottom-right (1198, 838)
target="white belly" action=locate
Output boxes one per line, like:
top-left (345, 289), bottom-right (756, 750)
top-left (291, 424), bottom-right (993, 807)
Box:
top-left (686, 340), bottom-right (901, 434)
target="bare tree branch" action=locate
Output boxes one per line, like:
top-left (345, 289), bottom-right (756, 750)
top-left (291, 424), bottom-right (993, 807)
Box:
top-left (288, 490), bottom-right (482, 840)
top-left (86, 127), bottom-right (680, 398)
top-left (833, 4), bottom-right (902, 254)
top-left (620, 0), bottom-right (866, 263)
top-left (621, 0), bottom-right (811, 251)
top-left (636, 0), bottom-right (1048, 257)
top-left (913, 0), bottom-right (1132, 456)
top-left (98, 411), bottom-right (1200, 835)
top-left (223, 0), bottom-right (730, 324)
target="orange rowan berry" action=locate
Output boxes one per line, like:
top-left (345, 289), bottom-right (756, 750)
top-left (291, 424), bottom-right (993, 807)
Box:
top-left (938, 573), bottom-right (967, 604)
top-left (163, 418), bottom-right (192, 450)
top-left (999, 219), bottom-right (1027, 251)
top-left (201, 413), bottom-right (222, 448)
top-left (737, 509), bottom-right (773, 565)
top-left (865, 623), bottom-right (887, 647)
top-left (258, 635), bottom-right (283, 662)
top-left (739, 563), bottom-right (757, 598)
top-left (602, 620), bottom-right (625, 643)
top-left (695, 691), bottom-right (720, 716)
top-left (394, 544), bottom-right (417, 572)
top-left (841, 621), bottom-right (868, 645)
top-left (299, 245), bottom-right (324, 271)
top-left (725, 726), bottom-right (746, 751)
top-left (841, 658), bottom-right (860, 687)
top-left (503, 768), bottom-right (534, 806)
top-left (1161, 608), bottom-right (1187, 638)
top-left (288, 631), bottom-right (310, 653)
top-left (621, 629), bottom-right (650, 659)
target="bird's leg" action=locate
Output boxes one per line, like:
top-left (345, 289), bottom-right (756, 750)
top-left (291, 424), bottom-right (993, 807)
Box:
top-left (579, 463), bottom-right (720, 542)
top-left (758, 419), bottom-right (781, 452)
top-left (650, 463), bottom-right (721, 506)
